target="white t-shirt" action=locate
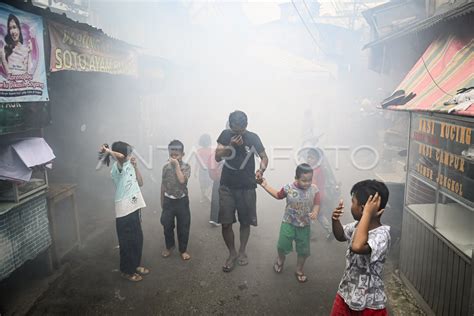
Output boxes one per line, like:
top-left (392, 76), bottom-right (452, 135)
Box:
top-left (111, 160), bottom-right (146, 218)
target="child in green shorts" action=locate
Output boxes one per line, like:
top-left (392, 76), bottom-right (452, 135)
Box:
top-left (259, 163), bottom-right (320, 283)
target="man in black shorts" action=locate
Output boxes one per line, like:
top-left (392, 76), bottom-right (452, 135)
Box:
top-left (215, 110), bottom-right (268, 272)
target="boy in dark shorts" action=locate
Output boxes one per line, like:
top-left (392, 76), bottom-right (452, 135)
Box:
top-left (259, 163), bottom-right (320, 283)
top-left (331, 179), bottom-right (390, 315)
top-left (215, 110), bottom-right (268, 272)
top-left (160, 140), bottom-right (192, 261)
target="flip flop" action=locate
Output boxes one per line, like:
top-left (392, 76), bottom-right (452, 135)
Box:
top-left (222, 257), bottom-right (237, 273)
top-left (295, 272), bottom-right (308, 283)
top-left (181, 252), bottom-right (191, 261)
top-left (121, 273), bottom-right (143, 282)
top-left (161, 247), bottom-right (174, 258)
top-left (136, 266), bottom-right (150, 275)
top-left (273, 259), bottom-right (284, 273)
top-left (237, 255), bottom-right (249, 266)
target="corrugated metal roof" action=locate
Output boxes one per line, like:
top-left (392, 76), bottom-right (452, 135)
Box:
top-left (1, 0), bottom-right (137, 49)
top-left (363, 1), bottom-right (474, 49)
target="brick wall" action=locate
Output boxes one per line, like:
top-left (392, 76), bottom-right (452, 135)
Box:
top-left (0, 195), bottom-right (51, 281)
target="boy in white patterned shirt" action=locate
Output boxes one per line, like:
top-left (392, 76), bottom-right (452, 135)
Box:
top-left (330, 179), bottom-right (390, 315)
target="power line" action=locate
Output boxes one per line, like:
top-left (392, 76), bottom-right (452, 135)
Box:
top-left (290, 0), bottom-right (327, 56)
top-left (301, 0), bottom-right (326, 42)
top-left (420, 54), bottom-right (454, 97)
top-left (415, 33), bottom-right (454, 97)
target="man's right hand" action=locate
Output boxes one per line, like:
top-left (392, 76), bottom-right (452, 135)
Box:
top-left (230, 135), bottom-right (243, 146)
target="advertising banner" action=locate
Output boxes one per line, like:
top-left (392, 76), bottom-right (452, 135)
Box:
top-left (48, 20), bottom-right (138, 76)
top-left (0, 3), bottom-right (48, 102)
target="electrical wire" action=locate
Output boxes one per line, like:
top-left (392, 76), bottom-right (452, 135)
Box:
top-left (301, 0), bottom-right (326, 42)
top-left (420, 54), bottom-right (454, 97)
top-left (290, 0), bottom-right (327, 56)
top-left (414, 32), bottom-right (454, 97)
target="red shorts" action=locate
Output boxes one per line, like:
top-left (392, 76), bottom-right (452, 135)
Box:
top-left (330, 294), bottom-right (388, 316)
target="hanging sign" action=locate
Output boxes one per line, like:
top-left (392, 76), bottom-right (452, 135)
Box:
top-left (48, 20), bottom-right (138, 76)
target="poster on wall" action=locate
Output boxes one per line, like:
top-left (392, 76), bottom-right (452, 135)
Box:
top-left (0, 3), bottom-right (49, 102)
top-left (48, 20), bottom-right (138, 76)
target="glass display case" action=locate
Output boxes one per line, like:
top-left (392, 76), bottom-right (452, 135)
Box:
top-left (406, 113), bottom-right (473, 257)
top-left (0, 168), bottom-right (48, 203)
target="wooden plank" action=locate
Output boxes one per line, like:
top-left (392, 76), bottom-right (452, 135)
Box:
top-left (432, 237), bottom-right (443, 314)
top-left (471, 254), bottom-right (474, 316)
top-left (71, 192), bottom-right (81, 246)
top-left (423, 226), bottom-right (433, 303)
top-left (426, 229), bottom-right (436, 308)
top-left (46, 201), bottom-right (59, 268)
top-left (411, 217), bottom-right (419, 288)
top-left (460, 262), bottom-right (472, 316)
top-left (46, 183), bottom-right (79, 268)
top-left (404, 212), bottom-right (412, 278)
top-left (414, 219), bottom-right (422, 291)
top-left (403, 212), bottom-right (414, 280)
top-left (419, 224), bottom-right (428, 299)
top-left (437, 242), bottom-right (448, 315)
top-left (47, 184), bottom-right (77, 199)
top-left (470, 254), bottom-right (474, 316)
top-left (400, 212), bottom-right (408, 274)
top-left (407, 212), bottom-right (416, 280)
top-left (455, 260), bottom-right (466, 316)
top-left (450, 253), bottom-right (460, 316)
top-left (443, 247), bottom-right (454, 316)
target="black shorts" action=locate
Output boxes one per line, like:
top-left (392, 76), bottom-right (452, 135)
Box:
top-left (218, 185), bottom-right (257, 226)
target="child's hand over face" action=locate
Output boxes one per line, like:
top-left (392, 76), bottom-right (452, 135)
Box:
top-left (363, 193), bottom-right (384, 218)
top-left (332, 199), bottom-right (344, 221)
top-left (169, 158), bottom-right (179, 167)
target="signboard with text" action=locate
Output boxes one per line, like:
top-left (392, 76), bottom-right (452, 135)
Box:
top-left (409, 114), bottom-right (473, 203)
top-left (48, 20), bottom-right (138, 76)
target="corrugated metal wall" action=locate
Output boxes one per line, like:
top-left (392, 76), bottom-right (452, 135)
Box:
top-left (400, 209), bottom-right (472, 315)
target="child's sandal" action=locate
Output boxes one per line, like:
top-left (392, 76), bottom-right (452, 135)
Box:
top-left (295, 272), bottom-right (308, 283)
top-left (181, 252), bottom-right (191, 261)
top-left (136, 266), bottom-right (150, 275)
top-left (161, 248), bottom-right (173, 258)
top-left (121, 273), bottom-right (143, 282)
top-left (273, 260), bottom-right (284, 273)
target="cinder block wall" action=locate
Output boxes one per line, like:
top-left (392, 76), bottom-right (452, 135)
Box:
top-left (0, 195), bottom-right (51, 280)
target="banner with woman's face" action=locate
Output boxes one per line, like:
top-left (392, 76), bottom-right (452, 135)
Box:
top-left (0, 3), bottom-right (48, 102)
